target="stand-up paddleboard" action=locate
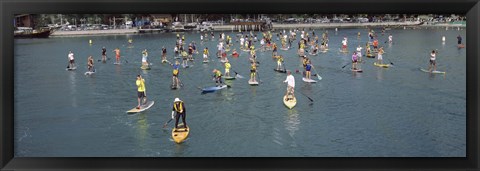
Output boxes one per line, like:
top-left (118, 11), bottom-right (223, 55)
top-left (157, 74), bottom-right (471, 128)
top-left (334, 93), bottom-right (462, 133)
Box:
top-left (248, 80), bottom-right (259, 86)
top-left (202, 85), bottom-right (228, 93)
top-left (457, 44), bottom-right (465, 48)
top-left (274, 68), bottom-right (287, 73)
top-left (351, 68), bottom-right (363, 72)
top-left (182, 64), bottom-right (191, 68)
top-left (203, 60), bottom-right (209, 63)
top-left (172, 123), bottom-right (189, 144)
top-left (224, 76), bottom-right (236, 80)
top-left (113, 62), bottom-right (121, 65)
top-left (161, 59), bottom-right (168, 63)
top-left (283, 95), bottom-right (297, 109)
top-left (174, 56), bottom-right (181, 59)
top-left (366, 53), bottom-right (375, 58)
top-left (171, 84), bottom-right (180, 90)
top-left (126, 101), bottom-right (155, 114)
top-left (339, 48), bottom-right (349, 53)
top-left (302, 77), bottom-right (317, 83)
top-left (309, 52), bottom-right (318, 56)
top-left (84, 71), bottom-right (95, 75)
top-left (232, 54), bottom-right (239, 57)
top-left (281, 47), bottom-right (289, 51)
top-left (374, 62), bottom-right (390, 68)
top-left (66, 66), bottom-right (77, 71)
top-left (220, 59), bottom-right (227, 63)
top-left (141, 65), bottom-right (151, 70)
top-left (420, 68), bottom-right (446, 74)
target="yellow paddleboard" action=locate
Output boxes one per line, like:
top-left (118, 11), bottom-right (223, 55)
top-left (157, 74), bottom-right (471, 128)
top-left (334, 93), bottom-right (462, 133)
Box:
top-left (373, 62), bottom-right (390, 68)
top-left (283, 95), bottom-right (297, 109)
top-left (172, 124), bottom-right (189, 144)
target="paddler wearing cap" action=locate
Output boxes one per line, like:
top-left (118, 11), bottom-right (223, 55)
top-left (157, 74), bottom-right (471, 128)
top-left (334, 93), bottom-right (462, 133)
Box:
top-left (171, 98), bottom-right (187, 130)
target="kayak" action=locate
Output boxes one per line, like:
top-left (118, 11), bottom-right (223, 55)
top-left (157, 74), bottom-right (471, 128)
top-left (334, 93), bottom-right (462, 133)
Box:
top-left (224, 76), bottom-right (236, 80)
top-left (351, 68), bottom-right (363, 72)
top-left (248, 80), bottom-right (259, 86)
top-left (126, 101), bottom-right (155, 114)
top-left (373, 62), bottom-right (390, 68)
top-left (420, 68), bottom-right (446, 74)
top-left (283, 95), bottom-right (297, 109)
top-left (172, 123), bottom-right (189, 144)
top-left (202, 85), bottom-right (228, 93)
top-left (302, 77), bottom-right (317, 83)
top-left (274, 68), bottom-right (287, 73)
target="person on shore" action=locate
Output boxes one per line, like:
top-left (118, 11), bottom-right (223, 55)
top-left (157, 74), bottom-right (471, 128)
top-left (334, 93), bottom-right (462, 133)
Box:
top-left (87, 56), bottom-right (94, 72)
top-left (171, 60), bottom-right (181, 88)
top-left (283, 70), bottom-right (295, 101)
top-left (352, 52), bottom-right (359, 70)
top-left (428, 50), bottom-right (437, 72)
top-left (136, 75), bottom-right (147, 109)
top-left (356, 45), bottom-right (363, 62)
top-left (224, 59), bottom-right (231, 77)
top-left (142, 49), bottom-right (149, 67)
top-left (249, 61), bottom-right (257, 83)
top-left (113, 48), bottom-right (121, 64)
top-left (377, 47), bottom-right (384, 64)
top-left (171, 98), bottom-right (187, 130)
top-left (162, 46), bottom-right (167, 62)
top-left (203, 47), bottom-right (209, 62)
top-left (212, 69), bottom-right (224, 87)
top-left (67, 50), bottom-right (75, 69)
top-left (101, 47), bottom-right (107, 63)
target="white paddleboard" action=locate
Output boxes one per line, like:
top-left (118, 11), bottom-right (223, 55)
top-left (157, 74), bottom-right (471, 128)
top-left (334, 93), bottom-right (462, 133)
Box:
top-left (420, 68), bottom-right (446, 74)
top-left (126, 101), bottom-right (155, 114)
top-left (302, 77), bottom-right (317, 83)
top-left (84, 71), bottom-right (95, 75)
top-left (248, 80), bottom-right (259, 85)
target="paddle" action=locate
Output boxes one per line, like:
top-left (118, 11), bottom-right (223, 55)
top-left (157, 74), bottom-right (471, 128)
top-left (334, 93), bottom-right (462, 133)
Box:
top-left (341, 63), bottom-right (350, 69)
top-left (312, 66), bottom-right (322, 80)
top-left (233, 70), bottom-right (244, 79)
top-left (256, 70), bottom-right (263, 83)
top-left (163, 118), bottom-right (173, 128)
top-left (299, 91), bottom-right (314, 102)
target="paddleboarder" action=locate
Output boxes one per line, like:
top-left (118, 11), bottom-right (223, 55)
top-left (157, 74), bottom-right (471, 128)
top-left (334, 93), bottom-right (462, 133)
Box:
top-left (113, 48), bottom-right (121, 64)
top-left (87, 56), bottom-right (94, 72)
top-left (101, 47), bottom-right (107, 63)
top-left (212, 69), bottom-right (224, 87)
top-left (136, 75), bottom-right (147, 109)
top-left (171, 98), bottom-right (187, 130)
top-left (428, 50), bottom-right (437, 72)
top-left (283, 71), bottom-right (295, 101)
top-left (67, 50), bottom-right (75, 69)
top-left (224, 59), bottom-right (232, 77)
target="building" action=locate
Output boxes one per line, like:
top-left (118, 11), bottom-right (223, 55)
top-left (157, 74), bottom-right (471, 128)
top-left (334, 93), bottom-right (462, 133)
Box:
top-left (15, 14), bottom-right (34, 28)
top-left (150, 14), bottom-right (173, 24)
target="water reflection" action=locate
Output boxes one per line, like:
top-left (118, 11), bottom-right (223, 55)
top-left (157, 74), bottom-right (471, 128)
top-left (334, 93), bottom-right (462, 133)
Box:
top-left (284, 109), bottom-right (300, 138)
top-left (135, 113), bottom-right (149, 150)
top-left (68, 71), bottom-right (77, 107)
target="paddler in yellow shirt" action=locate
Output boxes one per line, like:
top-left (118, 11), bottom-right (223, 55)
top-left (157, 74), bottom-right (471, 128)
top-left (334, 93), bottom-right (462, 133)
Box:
top-left (136, 75), bottom-right (147, 109)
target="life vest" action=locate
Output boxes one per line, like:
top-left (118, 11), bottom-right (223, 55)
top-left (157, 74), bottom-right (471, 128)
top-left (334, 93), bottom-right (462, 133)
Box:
top-left (174, 101), bottom-right (184, 112)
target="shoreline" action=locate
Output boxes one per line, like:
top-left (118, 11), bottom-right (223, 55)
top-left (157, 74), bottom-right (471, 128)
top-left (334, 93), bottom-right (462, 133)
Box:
top-left (49, 22), bottom-right (466, 37)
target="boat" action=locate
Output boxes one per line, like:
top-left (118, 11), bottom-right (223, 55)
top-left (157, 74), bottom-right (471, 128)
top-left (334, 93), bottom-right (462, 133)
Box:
top-left (170, 22), bottom-right (186, 32)
top-left (14, 27), bottom-right (52, 38)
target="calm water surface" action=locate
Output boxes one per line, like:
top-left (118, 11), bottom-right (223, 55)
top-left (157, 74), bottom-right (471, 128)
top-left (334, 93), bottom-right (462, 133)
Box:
top-left (14, 27), bottom-right (466, 157)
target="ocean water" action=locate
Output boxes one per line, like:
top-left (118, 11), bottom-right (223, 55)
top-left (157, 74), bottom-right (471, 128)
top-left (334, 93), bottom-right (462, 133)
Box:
top-left (14, 27), bottom-right (466, 157)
